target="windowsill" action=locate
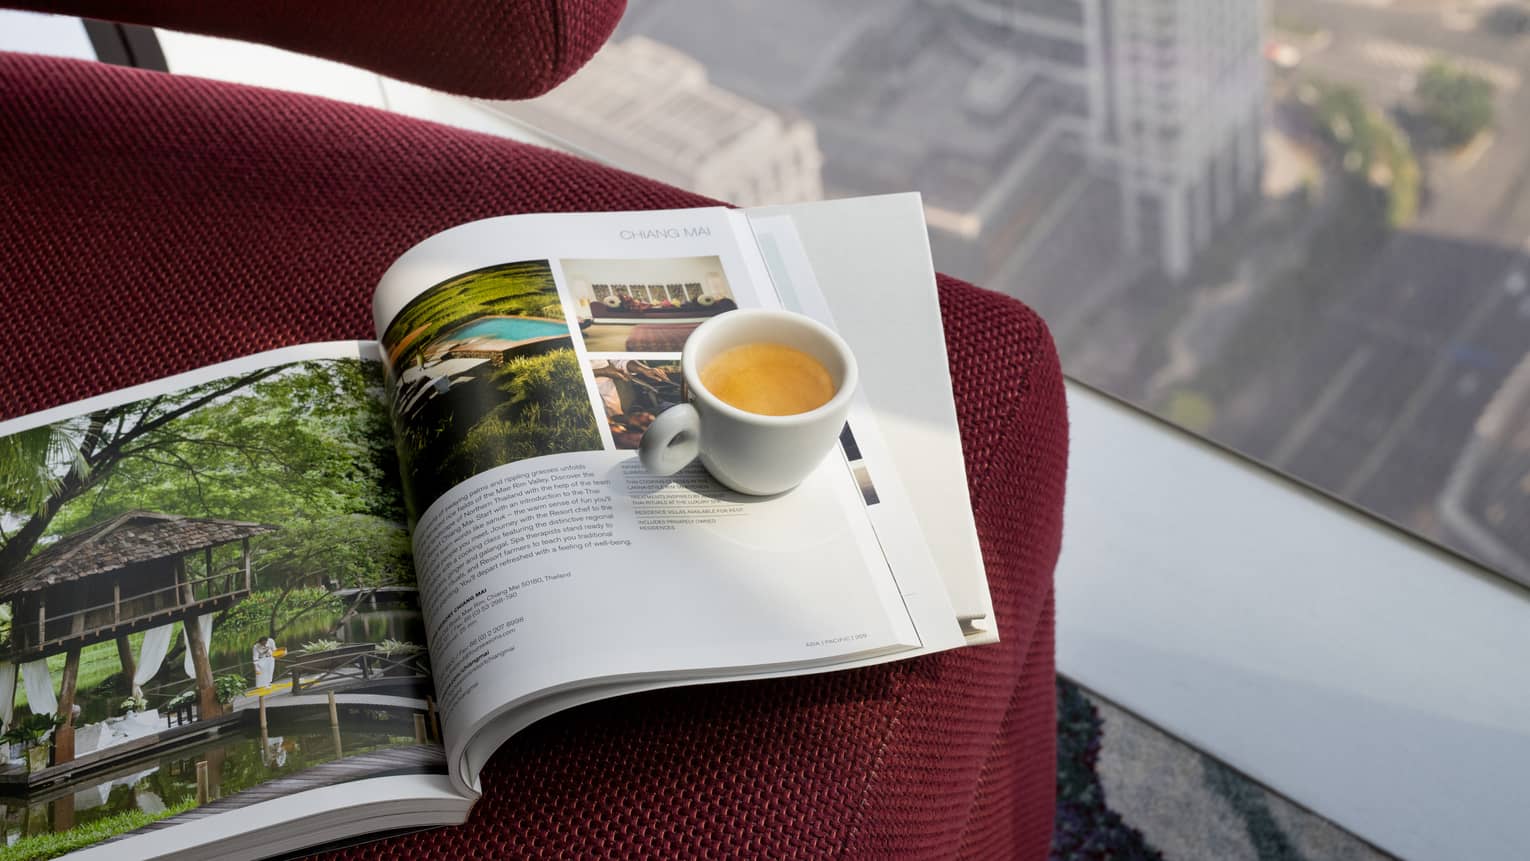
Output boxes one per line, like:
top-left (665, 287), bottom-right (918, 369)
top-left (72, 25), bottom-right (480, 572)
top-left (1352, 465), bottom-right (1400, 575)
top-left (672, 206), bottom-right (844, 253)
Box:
top-left (1056, 381), bottom-right (1530, 861)
top-left (0, 10), bottom-right (94, 60)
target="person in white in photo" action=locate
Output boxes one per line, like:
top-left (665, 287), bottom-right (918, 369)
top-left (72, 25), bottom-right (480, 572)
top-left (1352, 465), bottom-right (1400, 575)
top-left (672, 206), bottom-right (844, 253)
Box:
top-left (253, 637), bottom-right (278, 689)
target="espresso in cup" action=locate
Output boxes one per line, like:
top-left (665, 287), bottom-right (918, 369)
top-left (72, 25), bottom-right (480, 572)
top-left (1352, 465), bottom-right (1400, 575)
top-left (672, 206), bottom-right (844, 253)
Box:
top-left (638, 309), bottom-right (858, 495)
top-left (699, 343), bottom-right (835, 416)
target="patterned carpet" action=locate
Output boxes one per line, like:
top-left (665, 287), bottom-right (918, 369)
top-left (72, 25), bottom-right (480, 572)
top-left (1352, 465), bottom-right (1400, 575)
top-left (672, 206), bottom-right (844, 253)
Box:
top-left (1050, 678), bottom-right (1395, 861)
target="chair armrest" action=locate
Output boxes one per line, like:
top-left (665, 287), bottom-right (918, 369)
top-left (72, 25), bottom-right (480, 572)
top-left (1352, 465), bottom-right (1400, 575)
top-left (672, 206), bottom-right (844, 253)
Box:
top-left (3, 0), bottom-right (625, 98)
top-left (0, 54), bottom-right (1068, 857)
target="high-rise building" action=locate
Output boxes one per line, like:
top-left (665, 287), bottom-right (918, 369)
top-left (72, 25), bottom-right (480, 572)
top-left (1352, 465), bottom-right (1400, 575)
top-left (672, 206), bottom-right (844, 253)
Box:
top-left (485, 36), bottom-right (824, 207)
top-left (918, 0), bottom-right (1266, 281)
top-left (612, 0), bottom-right (1103, 284)
top-left (807, 0), bottom-right (1097, 280)
top-left (802, 0), bottom-right (1266, 282)
top-left (1085, 0), bottom-right (1266, 278)
top-left (565, 1), bottom-right (1266, 283)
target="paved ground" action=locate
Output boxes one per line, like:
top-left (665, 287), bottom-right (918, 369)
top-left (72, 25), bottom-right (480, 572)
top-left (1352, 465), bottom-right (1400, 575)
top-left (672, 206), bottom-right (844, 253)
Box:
top-left (1279, 0), bottom-right (1530, 247)
top-left (1224, 231), bottom-right (1529, 533)
top-left (1209, 0), bottom-right (1530, 543)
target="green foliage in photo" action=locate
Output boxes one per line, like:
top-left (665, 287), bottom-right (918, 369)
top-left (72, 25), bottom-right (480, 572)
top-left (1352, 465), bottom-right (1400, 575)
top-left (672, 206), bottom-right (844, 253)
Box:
top-left (214, 674), bottom-right (246, 705)
top-left (1, 359), bottom-right (405, 574)
top-left (443, 350), bottom-right (602, 477)
top-left (300, 638), bottom-right (343, 654)
top-left (243, 514), bottom-right (412, 640)
top-left (377, 638), bottom-right (422, 656)
top-left (0, 357), bottom-right (417, 720)
top-left (382, 260), bottom-right (564, 369)
top-left (217, 588), bottom-right (343, 646)
top-left (41, 360), bottom-right (403, 540)
top-left (0, 797), bottom-right (196, 861)
top-left (0, 712), bottom-right (62, 747)
top-left (254, 515), bottom-right (412, 590)
top-left (396, 347), bottom-right (601, 516)
top-left (0, 425), bottom-right (86, 517)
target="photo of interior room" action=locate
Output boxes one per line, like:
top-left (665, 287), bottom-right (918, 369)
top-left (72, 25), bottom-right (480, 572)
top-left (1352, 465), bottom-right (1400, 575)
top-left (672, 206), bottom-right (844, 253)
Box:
top-left (561, 256), bottom-right (737, 353)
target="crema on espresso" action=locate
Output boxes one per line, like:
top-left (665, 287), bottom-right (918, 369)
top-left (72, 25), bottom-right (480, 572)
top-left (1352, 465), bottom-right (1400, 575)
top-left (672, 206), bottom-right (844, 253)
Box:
top-left (700, 343), bottom-right (835, 416)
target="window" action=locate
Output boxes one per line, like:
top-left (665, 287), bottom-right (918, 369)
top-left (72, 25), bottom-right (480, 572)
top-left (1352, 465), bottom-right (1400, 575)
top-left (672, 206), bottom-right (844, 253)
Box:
top-left (549, 0), bottom-right (1530, 590)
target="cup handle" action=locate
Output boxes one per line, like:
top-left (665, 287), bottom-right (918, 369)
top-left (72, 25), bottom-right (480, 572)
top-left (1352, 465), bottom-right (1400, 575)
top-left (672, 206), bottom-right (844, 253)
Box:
top-left (639, 404), bottom-right (701, 475)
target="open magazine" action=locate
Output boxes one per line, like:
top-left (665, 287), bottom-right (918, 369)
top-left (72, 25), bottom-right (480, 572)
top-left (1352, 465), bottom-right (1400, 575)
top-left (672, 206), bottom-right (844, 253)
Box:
top-left (0, 194), bottom-right (993, 860)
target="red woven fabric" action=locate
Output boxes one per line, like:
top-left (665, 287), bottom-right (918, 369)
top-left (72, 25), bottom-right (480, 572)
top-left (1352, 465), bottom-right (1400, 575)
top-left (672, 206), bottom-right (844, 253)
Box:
top-left (0, 54), bottom-right (1067, 859)
top-left (3, 0), bottom-right (625, 98)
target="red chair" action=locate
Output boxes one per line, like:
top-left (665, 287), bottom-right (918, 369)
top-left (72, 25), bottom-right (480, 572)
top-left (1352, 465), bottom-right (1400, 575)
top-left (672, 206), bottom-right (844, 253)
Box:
top-left (0, 3), bottom-right (1068, 857)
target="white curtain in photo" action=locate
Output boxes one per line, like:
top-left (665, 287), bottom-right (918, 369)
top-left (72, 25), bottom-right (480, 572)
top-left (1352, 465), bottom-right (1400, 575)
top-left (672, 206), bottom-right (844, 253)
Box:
top-left (0, 660), bottom-right (15, 731)
top-left (20, 658), bottom-right (56, 717)
top-left (133, 623), bottom-right (175, 698)
top-left (182, 614), bottom-right (213, 679)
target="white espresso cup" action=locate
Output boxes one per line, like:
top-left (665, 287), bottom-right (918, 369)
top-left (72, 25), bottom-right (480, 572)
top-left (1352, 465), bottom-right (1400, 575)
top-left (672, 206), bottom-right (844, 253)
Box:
top-left (638, 309), bottom-right (858, 495)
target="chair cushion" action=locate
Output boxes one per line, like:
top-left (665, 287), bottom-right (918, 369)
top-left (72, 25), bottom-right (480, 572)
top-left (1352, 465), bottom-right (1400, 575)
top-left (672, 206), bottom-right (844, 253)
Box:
top-left (3, 0), bottom-right (625, 97)
top-left (0, 53), bottom-right (1067, 859)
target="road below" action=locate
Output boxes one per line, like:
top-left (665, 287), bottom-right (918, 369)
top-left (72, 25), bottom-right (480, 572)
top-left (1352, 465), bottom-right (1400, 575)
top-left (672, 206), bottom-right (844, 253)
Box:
top-left (1205, 1), bottom-right (1530, 540)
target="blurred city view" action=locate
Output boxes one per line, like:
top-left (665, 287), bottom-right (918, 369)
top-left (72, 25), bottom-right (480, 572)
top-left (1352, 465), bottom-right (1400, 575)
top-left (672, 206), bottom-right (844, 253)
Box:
top-left (487, 0), bottom-right (1530, 586)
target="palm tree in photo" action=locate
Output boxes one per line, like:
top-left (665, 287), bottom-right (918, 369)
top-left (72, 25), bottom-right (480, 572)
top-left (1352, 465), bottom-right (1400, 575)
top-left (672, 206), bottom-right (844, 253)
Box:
top-left (0, 421), bottom-right (89, 522)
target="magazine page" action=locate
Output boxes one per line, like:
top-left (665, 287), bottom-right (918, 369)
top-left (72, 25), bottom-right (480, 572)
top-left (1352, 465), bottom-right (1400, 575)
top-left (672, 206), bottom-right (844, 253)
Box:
top-left (0, 343), bottom-right (459, 860)
top-left (374, 207), bottom-right (931, 792)
top-left (744, 195), bottom-right (998, 642)
top-left (361, 198), bottom-right (987, 758)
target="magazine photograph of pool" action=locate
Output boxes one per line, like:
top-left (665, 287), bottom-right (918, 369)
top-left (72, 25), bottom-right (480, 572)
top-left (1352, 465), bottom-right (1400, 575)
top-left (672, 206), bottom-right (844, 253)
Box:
top-left (0, 358), bottom-right (438, 860)
top-left (381, 259), bottom-right (603, 517)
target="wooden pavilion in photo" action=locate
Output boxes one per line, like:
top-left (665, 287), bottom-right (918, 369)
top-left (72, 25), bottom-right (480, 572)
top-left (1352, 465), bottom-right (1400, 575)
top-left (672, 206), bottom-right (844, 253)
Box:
top-left (0, 511), bottom-right (275, 765)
